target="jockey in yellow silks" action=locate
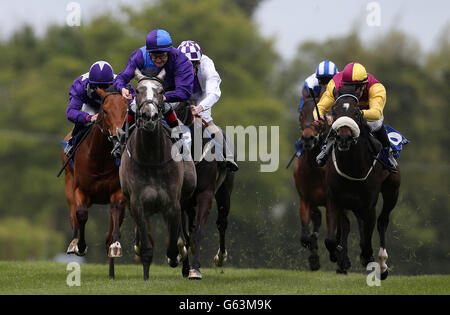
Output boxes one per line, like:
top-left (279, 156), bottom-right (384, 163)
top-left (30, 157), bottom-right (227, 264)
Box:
top-left (314, 62), bottom-right (398, 171)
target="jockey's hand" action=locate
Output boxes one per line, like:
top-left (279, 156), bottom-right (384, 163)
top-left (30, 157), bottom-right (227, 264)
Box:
top-left (121, 88), bottom-right (132, 100)
top-left (190, 105), bottom-right (204, 116)
top-left (90, 113), bottom-right (99, 122)
top-left (313, 118), bottom-right (325, 128)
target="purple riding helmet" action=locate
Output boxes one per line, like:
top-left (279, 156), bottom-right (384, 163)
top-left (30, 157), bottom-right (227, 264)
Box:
top-left (177, 40), bottom-right (203, 61)
top-left (88, 61), bottom-right (114, 84)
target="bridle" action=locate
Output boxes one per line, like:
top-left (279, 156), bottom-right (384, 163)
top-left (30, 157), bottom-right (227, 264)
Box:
top-left (93, 91), bottom-right (124, 143)
top-left (135, 76), bottom-right (165, 130)
top-left (331, 94), bottom-right (380, 181)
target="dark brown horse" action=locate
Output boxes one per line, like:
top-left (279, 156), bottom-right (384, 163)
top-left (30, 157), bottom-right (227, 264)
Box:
top-left (324, 91), bottom-right (400, 279)
top-left (175, 104), bottom-right (235, 280)
top-left (119, 69), bottom-right (197, 281)
top-left (62, 88), bottom-right (128, 279)
top-left (293, 96), bottom-right (329, 270)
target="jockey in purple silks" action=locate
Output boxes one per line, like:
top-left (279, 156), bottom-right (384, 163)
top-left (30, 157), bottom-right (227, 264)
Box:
top-left (64, 61), bottom-right (135, 157)
top-left (112, 29), bottom-right (194, 158)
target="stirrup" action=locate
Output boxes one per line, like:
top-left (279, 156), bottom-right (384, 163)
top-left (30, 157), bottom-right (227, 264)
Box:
top-left (64, 142), bottom-right (73, 157)
top-left (316, 138), bottom-right (335, 167)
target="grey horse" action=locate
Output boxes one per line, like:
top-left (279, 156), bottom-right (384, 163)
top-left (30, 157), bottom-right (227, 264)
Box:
top-left (119, 68), bottom-right (197, 280)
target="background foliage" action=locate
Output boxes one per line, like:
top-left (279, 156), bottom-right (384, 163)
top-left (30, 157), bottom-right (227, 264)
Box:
top-left (0, 0), bottom-right (448, 275)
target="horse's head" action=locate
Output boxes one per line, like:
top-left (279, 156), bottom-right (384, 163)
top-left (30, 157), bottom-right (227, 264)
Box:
top-left (300, 98), bottom-right (323, 150)
top-left (95, 87), bottom-right (127, 144)
top-left (331, 88), bottom-right (364, 151)
top-left (134, 68), bottom-right (166, 131)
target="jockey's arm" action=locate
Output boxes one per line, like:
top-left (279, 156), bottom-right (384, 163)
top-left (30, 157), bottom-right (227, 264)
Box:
top-left (114, 49), bottom-right (143, 94)
top-left (313, 79), bottom-right (336, 120)
top-left (197, 61), bottom-right (222, 112)
top-left (66, 81), bottom-right (91, 124)
top-left (164, 56), bottom-right (194, 103)
top-left (364, 82), bottom-right (386, 122)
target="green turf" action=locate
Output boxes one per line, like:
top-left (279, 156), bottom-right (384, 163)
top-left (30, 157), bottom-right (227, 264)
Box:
top-left (0, 261), bottom-right (448, 295)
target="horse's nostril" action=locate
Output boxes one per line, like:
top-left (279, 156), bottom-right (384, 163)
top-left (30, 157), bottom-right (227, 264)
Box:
top-left (151, 113), bottom-right (158, 121)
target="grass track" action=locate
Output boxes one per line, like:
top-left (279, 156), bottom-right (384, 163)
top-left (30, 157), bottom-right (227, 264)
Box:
top-left (0, 261), bottom-right (448, 295)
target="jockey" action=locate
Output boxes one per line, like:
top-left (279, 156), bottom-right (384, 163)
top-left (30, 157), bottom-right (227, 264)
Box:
top-left (177, 40), bottom-right (238, 172)
top-left (314, 62), bottom-right (398, 171)
top-left (64, 61), bottom-right (134, 156)
top-left (298, 60), bottom-right (339, 119)
top-left (113, 29), bottom-right (194, 158)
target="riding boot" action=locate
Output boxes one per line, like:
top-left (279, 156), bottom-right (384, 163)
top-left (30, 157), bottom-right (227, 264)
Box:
top-left (164, 106), bottom-right (192, 158)
top-left (206, 122), bottom-right (238, 172)
top-left (316, 132), bottom-right (335, 167)
top-left (372, 127), bottom-right (398, 172)
top-left (111, 113), bottom-right (135, 159)
top-left (64, 123), bottom-right (85, 157)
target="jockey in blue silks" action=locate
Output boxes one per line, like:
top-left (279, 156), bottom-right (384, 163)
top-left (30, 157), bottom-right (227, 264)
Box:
top-left (298, 60), bottom-right (339, 117)
top-left (64, 61), bottom-right (135, 157)
top-left (112, 29), bottom-right (194, 158)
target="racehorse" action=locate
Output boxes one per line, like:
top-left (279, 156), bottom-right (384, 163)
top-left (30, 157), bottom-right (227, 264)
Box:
top-left (61, 88), bottom-right (128, 279)
top-left (119, 68), bottom-right (197, 281)
top-left (293, 96), bottom-right (329, 270)
top-left (324, 89), bottom-right (400, 279)
top-left (175, 102), bottom-right (235, 280)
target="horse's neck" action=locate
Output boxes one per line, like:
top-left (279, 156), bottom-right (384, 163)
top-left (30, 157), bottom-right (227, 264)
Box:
top-left (84, 126), bottom-right (111, 157)
top-left (134, 123), bottom-right (171, 162)
top-left (334, 136), bottom-right (373, 177)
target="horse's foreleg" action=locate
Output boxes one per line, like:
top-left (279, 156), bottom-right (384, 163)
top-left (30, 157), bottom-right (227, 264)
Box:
top-left (378, 175), bottom-right (400, 280)
top-left (165, 205), bottom-right (185, 269)
top-left (336, 212), bottom-right (351, 274)
top-left (132, 205), bottom-right (153, 281)
top-left (192, 190), bottom-right (213, 270)
top-left (299, 199), bottom-right (312, 248)
top-left (324, 199), bottom-right (338, 263)
top-left (359, 208), bottom-right (376, 268)
top-left (73, 188), bottom-right (89, 256)
top-left (215, 185), bottom-right (231, 268)
top-left (106, 191), bottom-right (127, 279)
top-left (107, 192), bottom-right (127, 258)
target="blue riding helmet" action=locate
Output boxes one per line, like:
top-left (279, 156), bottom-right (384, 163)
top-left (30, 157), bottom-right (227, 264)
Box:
top-left (88, 61), bottom-right (114, 84)
top-left (146, 29), bottom-right (173, 52)
top-left (316, 60), bottom-right (338, 79)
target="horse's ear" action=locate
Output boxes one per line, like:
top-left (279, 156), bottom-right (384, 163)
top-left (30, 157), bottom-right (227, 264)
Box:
top-left (135, 68), bottom-right (145, 81)
top-left (156, 68), bottom-right (166, 81)
top-left (96, 88), bottom-right (107, 99)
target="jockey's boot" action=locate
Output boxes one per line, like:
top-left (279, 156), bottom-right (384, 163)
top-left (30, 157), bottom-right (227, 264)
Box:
top-left (111, 113), bottom-right (135, 159)
top-left (164, 105), bottom-right (192, 159)
top-left (208, 123), bottom-right (238, 172)
top-left (64, 138), bottom-right (74, 157)
top-left (223, 139), bottom-right (239, 172)
top-left (64, 123), bottom-right (85, 157)
top-left (316, 135), bottom-right (335, 167)
top-left (372, 127), bottom-right (398, 172)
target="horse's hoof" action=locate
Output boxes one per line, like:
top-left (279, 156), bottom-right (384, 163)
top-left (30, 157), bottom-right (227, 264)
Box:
top-left (381, 269), bottom-right (389, 280)
top-left (167, 256), bottom-right (179, 268)
top-left (188, 269), bottom-right (202, 280)
top-left (308, 253), bottom-right (321, 271)
top-left (75, 246), bottom-right (87, 257)
top-left (177, 238), bottom-right (188, 261)
top-left (214, 249), bottom-right (227, 267)
top-left (336, 268), bottom-right (347, 275)
top-left (67, 238), bottom-right (78, 254)
top-left (108, 242), bottom-right (122, 258)
top-left (300, 235), bottom-right (311, 249)
top-left (360, 255), bottom-right (375, 268)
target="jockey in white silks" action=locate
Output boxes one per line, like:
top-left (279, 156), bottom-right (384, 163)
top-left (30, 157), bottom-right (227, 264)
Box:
top-left (178, 40), bottom-right (238, 172)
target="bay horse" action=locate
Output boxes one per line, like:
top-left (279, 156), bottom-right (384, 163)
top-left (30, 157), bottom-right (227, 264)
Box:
top-left (61, 88), bottom-right (128, 279)
top-left (324, 90), bottom-right (400, 279)
top-left (119, 69), bottom-right (197, 281)
top-left (181, 115), bottom-right (235, 280)
top-left (293, 96), bottom-right (329, 271)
